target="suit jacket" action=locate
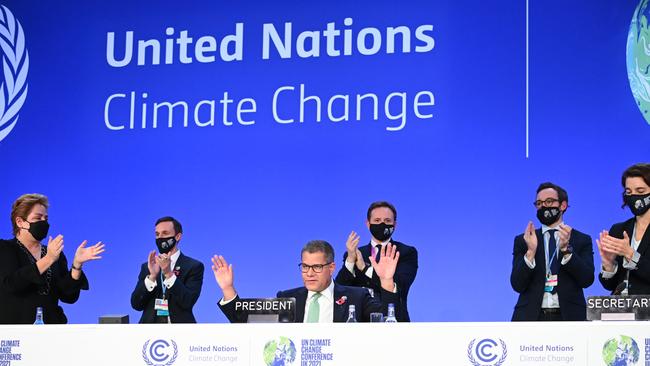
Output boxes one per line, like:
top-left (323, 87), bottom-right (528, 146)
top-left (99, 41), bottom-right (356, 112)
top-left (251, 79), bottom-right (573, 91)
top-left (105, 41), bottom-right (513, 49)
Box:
top-left (218, 282), bottom-right (403, 323)
top-left (335, 240), bottom-right (417, 322)
top-left (510, 228), bottom-right (594, 321)
top-left (0, 238), bottom-right (89, 324)
top-left (130, 252), bottom-right (204, 323)
top-left (599, 218), bottom-right (650, 294)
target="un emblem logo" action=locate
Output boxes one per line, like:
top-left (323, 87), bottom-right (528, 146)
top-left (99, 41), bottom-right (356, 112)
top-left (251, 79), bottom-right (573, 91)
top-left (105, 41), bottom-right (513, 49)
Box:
top-left (467, 338), bottom-right (507, 366)
top-left (142, 339), bottom-right (178, 366)
top-left (0, 6), bottom-right (28, 143)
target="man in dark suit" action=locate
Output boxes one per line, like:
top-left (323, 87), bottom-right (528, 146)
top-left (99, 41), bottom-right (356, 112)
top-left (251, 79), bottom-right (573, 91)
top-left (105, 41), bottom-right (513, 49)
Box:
top-left (598, 163), bottom-right (650, 294)
top-left (131, 216), bottom-right (204, 323)
top-left (335, 201), bottom-right (417, 321)
top-left (510, 182), bottom-right (594, 321)
top-left (213, 240), bottom-right (403, 323)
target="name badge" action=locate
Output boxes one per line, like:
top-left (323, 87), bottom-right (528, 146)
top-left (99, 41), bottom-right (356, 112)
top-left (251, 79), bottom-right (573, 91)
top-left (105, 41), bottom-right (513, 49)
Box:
top-left (155, 298), bottom-right (169, 316)
top-left (544, 274), bottom-right (558, 292)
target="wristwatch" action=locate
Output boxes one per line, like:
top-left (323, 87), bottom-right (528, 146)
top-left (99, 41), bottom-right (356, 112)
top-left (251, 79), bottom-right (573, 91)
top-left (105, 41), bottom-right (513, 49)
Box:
top-left (560, 245), bottom-right (573, 257)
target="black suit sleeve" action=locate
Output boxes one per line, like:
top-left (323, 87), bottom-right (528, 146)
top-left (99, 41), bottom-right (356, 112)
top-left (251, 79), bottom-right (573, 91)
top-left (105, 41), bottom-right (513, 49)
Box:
top-left (598, 223), bottom-right (629, 292)
top-left (0, 242), bottom-right (45, 293)
top-left (510, 235), bottom-right (536, 293)
top-left (561, 234), bottom-right (594, 288)
top-left (335, 252), bottom-right (364, 286)
top-left (167, 261), bottom-right (204, 310)
top-left (130, 263), bottom-right (157, 311)
top-left (54, 252), bottom-right (89, 304)
top-left (218, 294), bottom-right (247, 323)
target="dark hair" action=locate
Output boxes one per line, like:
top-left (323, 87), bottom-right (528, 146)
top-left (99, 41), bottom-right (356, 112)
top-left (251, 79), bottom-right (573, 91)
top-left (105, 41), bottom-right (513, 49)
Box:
top-left (155, 216), bottom-right (183, 234)
top-left (301, 240), bottom-right (334, 263)
top-left (11, 193), bottom-right (49, 235)
top-left (621, 163), bottom-right (650, 206)
top-left (536, 182), bottom-right (569, 204)
top-left (366, 201), bottom-right (397, 221)
top-left (622, 163), bottom-right (650, 188)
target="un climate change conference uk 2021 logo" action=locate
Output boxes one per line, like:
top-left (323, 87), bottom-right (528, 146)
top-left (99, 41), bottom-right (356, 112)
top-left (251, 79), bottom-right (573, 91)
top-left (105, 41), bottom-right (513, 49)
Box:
top-left (263, 336), bottom-right (297, 366)
top-left (602, 335), bottom-right (640, 366)
top-left (627, 0), bottom-right (650, 126)
top-left (467, 338), bottom-right (507, 366)
top-left (0, 5), bottom-right (28, 143)
top-left (142, 339), bottom-right (178, 366)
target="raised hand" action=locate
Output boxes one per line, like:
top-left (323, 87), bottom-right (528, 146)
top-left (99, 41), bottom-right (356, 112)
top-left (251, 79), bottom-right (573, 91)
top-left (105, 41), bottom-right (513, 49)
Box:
top-left (345, 231), bottom-right (360, 264)
top-left (523, 221), bottom-right (537, 261)
top-left (73, 240), bottom-right (105, 267)
top-left (156, 253), bottom-right (172, 277)
top-left (370, 243), bottom-right (400, 291)
top-left (211, 255), bottom-right (236, 301)
top-left (354, 248), bottom-right (365, 271)
top-left (596, 231), bottom-right (617, 272)
top-left (599, 230), bottom-right (633, 261)
top-left (558, 223), bottom-right (572, 251)
top-left (45, 235), bottom-right (64, 263)
top-left (147, 250), bottom-right (160, 281)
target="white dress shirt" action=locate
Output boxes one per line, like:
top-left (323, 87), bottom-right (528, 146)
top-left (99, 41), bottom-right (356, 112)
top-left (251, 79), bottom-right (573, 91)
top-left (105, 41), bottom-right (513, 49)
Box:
top-left (303, 280), bottom-right (335, 323)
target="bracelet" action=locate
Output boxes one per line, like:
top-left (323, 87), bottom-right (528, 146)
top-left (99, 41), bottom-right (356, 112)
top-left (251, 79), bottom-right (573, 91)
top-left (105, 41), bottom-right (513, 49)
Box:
top-left (71, 264), bottom-right (82, 271)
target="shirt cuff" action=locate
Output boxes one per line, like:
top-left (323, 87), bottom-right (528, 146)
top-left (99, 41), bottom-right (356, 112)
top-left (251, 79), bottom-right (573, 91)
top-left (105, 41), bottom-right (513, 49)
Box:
top-left (523, 255), bottom-right (535, 269)
top-left (144, 276), bottom-right (157, 292)
top-left (219, 294), bottom-right (238, 306)
top-left (344, 260), bottom-right (356, 277)
top-left (601, 263), bottom-right (618, 279)
top-left (623, 252), bottom-right (641, 270)
top-left (163, 274), bottom-right (177, 288)
top-left (365, 266), bottom-right (374, 278)
top-left (560, 253), bottom-right (573, 265)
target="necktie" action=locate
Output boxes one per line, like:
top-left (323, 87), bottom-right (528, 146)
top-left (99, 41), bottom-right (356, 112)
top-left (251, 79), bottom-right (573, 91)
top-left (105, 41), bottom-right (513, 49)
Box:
top-left (548, 229), bottom-right (559, 274)
top-left (372, 245), bottom-right (382, 263)
top-left (306, 292), bottom-right (321, 323)
top-left (548, 229), bottom-right (559, 294)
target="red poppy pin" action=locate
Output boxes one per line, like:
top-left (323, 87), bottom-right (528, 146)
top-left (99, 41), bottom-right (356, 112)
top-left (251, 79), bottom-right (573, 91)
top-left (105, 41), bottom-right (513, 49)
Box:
top-left (173, 267), bottom-right (181, 277)
top-left (335, 296), bottom-right (347, 305)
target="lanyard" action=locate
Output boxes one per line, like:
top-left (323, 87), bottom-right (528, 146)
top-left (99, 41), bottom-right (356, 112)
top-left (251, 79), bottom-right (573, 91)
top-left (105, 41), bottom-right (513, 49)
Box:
top-left (160, 271), bottom-right (167, 298)
top-left (544, 230), bottom-right (558, 277)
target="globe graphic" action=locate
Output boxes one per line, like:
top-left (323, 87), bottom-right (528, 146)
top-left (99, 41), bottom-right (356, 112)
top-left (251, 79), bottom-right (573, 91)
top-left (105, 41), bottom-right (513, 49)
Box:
top-left (602, 335), bottom-right (640, 366)
top-left (263, 337), bottom-right (297, 366)
top-left (627, 0), bottom-right (650, 125)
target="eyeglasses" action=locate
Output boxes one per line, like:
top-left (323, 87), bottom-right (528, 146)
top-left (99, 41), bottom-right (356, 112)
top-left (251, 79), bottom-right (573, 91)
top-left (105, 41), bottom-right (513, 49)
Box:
top-left (299, 262), bottom-right (332, 273)
top-left (533, 198), bottom-right (560, 208)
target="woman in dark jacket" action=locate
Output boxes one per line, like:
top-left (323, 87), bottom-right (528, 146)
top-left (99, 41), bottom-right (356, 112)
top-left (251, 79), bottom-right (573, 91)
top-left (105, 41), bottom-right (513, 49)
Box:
top-left (0, 193), bottom-right (105, 324)
top-left (598, 163), bottom-right (650, 295)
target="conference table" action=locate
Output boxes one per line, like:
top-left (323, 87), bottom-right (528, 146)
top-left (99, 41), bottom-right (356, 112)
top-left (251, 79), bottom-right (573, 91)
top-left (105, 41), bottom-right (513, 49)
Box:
top-left (0, 321), bottom-right (645, 365)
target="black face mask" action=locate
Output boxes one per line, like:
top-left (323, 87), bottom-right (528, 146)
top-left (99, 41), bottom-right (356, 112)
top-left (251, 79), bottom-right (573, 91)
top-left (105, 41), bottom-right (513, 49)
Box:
top-left (624, 193), bottom-right (650, 217)
top-left (536, 207), bottom-right (561, 226)
top-left (369, 223), bottom-right (394, 242)
top-left (24, 220), bottom-right (49, 242)
top-left (155, 236), bottom-right (177, 254)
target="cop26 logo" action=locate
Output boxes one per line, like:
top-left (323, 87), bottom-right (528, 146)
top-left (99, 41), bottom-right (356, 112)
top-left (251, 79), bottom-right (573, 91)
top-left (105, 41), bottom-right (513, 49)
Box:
top-left (0, 5), bottom-right (28, 143)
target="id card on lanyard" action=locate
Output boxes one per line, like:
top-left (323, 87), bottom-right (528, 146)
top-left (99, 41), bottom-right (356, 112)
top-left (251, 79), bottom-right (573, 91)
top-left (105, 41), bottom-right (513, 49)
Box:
top-left (544, 232), bottom-right (559, 293)
top-left (155, 272), bottom-right (170, 316)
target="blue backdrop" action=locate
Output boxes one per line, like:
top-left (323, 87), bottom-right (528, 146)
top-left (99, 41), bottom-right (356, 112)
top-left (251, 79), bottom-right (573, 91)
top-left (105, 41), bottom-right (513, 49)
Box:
top-left (0, 0), bottom-right (648, 323)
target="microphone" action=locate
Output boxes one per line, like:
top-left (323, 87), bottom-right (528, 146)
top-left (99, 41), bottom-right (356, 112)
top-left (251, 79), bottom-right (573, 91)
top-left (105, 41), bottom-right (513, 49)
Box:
top-left (613, 282), bottom-right (627, 295)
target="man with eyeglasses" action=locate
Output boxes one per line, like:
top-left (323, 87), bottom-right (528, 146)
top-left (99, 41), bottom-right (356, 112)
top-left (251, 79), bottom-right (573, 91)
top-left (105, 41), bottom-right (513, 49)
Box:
top-left (510, 182), bottom-right (594, 321)
top-left (213, 240), bottom-right (403, 323)
top-left (335, 201), bottom-right (417, 321)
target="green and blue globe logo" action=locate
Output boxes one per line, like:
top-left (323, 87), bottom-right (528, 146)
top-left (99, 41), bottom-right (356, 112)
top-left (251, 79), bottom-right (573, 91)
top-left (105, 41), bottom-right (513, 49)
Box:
top-left (602, 335), bottom-right (640, 366)
top-left (627, 0), bottom-right (650, 126)
top-left (263, 336), bottom-right (296, 366)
